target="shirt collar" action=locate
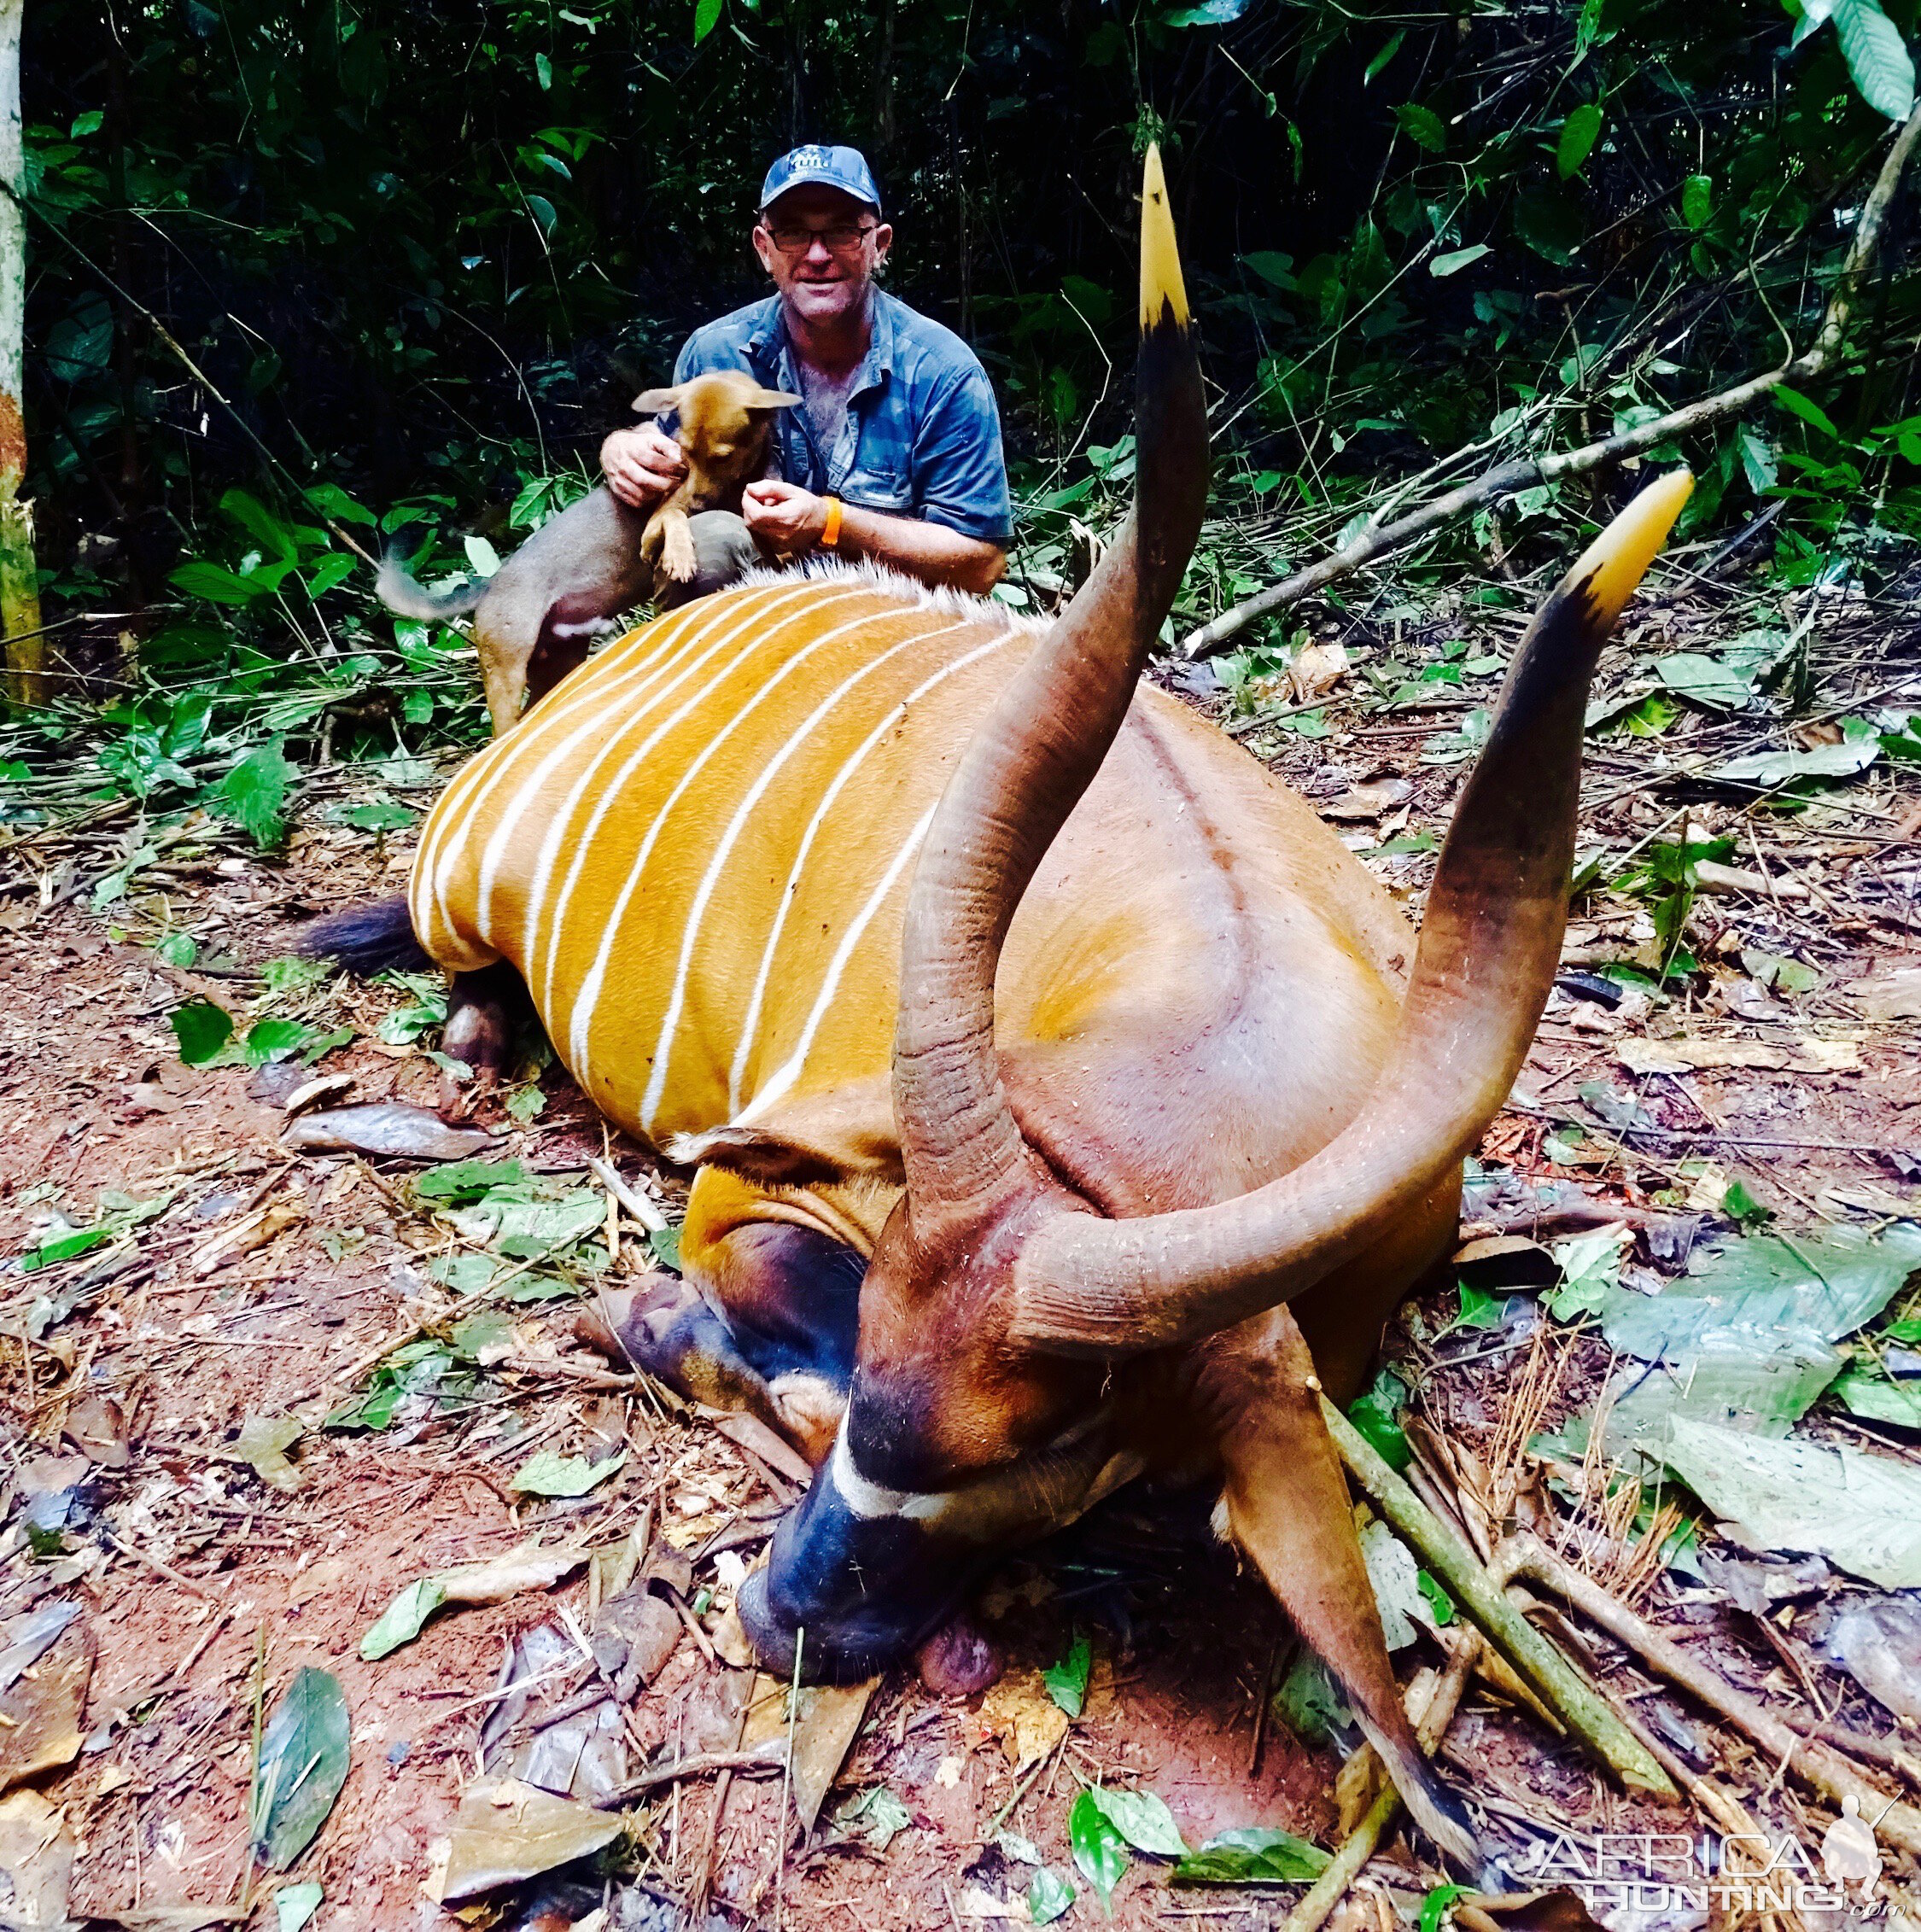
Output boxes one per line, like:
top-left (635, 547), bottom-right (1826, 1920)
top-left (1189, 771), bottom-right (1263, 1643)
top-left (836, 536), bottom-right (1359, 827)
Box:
top-left (756, 289), bottom-right (894, 399)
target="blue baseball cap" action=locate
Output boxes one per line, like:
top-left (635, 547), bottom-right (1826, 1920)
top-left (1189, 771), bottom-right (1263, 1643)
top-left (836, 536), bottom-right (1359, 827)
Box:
top-left (759, 144), bottom-right (883, 217)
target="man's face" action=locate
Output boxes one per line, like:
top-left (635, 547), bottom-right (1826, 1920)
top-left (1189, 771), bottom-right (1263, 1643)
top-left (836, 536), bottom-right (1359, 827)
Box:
top-left (753, 184), bottom-right (892, 330)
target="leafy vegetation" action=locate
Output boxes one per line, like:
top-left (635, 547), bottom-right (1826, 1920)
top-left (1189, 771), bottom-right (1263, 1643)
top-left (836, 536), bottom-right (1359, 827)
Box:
top-left (9, 0), bottom-right (1921, 846)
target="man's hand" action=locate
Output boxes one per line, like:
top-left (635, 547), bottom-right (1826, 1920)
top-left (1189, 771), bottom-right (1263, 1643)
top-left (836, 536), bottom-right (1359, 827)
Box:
top-left (742, 478), bottom-right (830, 555)
top-left (601, 423), bottom-right (686, 510)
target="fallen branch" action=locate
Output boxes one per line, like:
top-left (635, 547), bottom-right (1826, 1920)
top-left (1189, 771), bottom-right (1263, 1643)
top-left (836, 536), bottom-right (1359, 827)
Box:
top-left (592, 1739), bottom-right (786, 1808)
top-left (587, 1155), bottom-right (669, 1234)
top-left (1183, 102), bottom-right (1921, 658)
top-left (1503, 1531), bottom-right (1921, 1858)
top-left (1281, 1631), bottom-right (1481, 1932)
top-left (1319, 1397), bottom-right (1676, 1798)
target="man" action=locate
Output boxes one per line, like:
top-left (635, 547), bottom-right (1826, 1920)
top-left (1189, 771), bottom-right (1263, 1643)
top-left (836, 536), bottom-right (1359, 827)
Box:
top-left (601, 144), bottom-right (1010, 598)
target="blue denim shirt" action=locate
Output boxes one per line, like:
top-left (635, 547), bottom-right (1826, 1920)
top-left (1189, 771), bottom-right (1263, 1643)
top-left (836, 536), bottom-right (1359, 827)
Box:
top-left (673, 291), bottom-right (1013, 546)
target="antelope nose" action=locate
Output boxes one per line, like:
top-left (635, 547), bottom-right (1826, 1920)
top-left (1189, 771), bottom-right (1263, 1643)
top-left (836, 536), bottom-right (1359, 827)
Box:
top-left (736, 1462), bottom-right (969, 1683)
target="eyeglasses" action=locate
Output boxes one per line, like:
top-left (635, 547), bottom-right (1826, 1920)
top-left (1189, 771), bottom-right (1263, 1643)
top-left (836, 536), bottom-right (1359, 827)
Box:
top-left (761, 222), bottom-right (878, 255)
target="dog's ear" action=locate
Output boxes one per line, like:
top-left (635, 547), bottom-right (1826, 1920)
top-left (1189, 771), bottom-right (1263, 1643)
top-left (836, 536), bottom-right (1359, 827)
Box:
top-left (743, 387), bottom-right (802, 412)
top-left (631, 386), bottom-right (682, 417)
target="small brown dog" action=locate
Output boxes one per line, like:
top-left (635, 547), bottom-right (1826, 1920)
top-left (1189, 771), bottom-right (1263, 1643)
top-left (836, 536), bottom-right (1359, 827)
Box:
top-left (378, 371), bottom-right (798, 736)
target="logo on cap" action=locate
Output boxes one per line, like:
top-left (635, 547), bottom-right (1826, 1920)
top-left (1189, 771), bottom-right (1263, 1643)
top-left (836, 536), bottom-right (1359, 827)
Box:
top-left (790, 145), bottom-right (830, 171)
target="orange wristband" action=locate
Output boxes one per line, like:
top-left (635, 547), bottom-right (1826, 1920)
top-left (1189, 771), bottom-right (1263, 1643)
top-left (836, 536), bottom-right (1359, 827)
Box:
top-left (820, 495), bottom-right (844, 551)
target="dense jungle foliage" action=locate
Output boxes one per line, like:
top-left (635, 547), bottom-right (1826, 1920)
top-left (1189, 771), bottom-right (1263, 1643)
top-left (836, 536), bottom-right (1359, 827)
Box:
top-left (15, 0), bottom-right (1921, 813)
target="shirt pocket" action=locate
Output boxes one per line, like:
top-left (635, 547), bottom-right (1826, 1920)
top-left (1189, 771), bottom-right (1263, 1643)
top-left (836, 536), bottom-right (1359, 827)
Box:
top-left (838, 459), bottom-right (913, 513)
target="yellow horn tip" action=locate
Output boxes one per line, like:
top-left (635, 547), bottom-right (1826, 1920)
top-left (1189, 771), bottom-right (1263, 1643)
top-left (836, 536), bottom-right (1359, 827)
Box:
top-left (1573, 467), bottom-right (1693, 631)
top-left (1138, 143), bottom-right (1191, 334)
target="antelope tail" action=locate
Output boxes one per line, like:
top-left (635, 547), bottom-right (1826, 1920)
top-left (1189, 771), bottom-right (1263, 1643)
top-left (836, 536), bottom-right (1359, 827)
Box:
top-left (1009, 468), bottom-right (1694, 1353)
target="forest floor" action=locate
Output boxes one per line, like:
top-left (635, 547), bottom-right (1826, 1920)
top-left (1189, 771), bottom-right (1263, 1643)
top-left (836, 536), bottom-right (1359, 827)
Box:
top-left (3, 551), bottom-right (1920, 1932)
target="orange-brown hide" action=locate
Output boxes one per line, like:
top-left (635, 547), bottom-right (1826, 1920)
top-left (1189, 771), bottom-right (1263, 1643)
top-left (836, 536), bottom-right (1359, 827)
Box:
top-left (409, 565), bottom-right (1453, 1405)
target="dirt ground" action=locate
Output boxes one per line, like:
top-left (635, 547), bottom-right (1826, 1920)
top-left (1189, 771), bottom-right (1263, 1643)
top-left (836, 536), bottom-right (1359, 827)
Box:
top-left (3, 563), bottom-right (1919, 1932)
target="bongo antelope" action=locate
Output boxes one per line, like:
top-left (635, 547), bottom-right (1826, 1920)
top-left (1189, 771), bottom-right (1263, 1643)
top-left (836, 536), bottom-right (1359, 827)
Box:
top-left (308, 152), bottom-right (1690, 1865)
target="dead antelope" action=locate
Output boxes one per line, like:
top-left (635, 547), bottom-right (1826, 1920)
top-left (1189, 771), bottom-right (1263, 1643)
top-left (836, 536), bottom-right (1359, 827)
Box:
top-left (308, 150), bottom-right (1690, 1865)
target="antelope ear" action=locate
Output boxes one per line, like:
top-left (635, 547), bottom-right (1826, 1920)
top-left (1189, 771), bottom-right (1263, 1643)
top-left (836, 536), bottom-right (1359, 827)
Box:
top-left (744, 387), bottom-right (803, 412)
top-left (664, 1079), bottom-right (902, 1190)
top-left (632, 386), bottom-right (683, 416)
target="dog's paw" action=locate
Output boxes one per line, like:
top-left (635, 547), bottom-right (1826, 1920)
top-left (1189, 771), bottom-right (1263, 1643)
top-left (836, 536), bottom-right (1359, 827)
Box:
top-left (661, 521), bottom-right (698, 582)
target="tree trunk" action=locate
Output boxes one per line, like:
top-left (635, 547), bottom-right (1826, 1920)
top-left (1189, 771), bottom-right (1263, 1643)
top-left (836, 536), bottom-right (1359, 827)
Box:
top-left (0, 0), bottom-right (42, 709)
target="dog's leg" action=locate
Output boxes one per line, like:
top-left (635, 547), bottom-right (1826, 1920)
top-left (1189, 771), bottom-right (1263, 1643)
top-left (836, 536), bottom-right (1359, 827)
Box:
top-left (657, 507), bottom-right (698, 583)
top-left (471, 585), bottom-right (551, 738)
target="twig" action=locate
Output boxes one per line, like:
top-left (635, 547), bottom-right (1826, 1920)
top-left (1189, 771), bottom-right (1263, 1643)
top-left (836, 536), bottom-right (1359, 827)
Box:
top-left (587, 1156), bottom-right (669, 1234)
top-left (1319, 1398), bottom-right (1675, 1797)
top-left (590, 1740), bottom-right (786, 1808)
top-left (104, 1531), bottom-right (218, 1603)
top-left (1502, 1531), bottom-right (1921, 1856)
top-left (689, 1681), bottom-right (756, 1917)
top-left (1184, 103), bottom-right (1921, 657)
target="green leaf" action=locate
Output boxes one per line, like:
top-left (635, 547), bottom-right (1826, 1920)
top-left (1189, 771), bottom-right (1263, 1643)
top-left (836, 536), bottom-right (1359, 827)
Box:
top-left (511, 1449), bottom-right (626, 1497)
top-left (1083, 1785), bottom-right (1187, 1858)
top-left (303, 552), bottom-right (357, 599)
top-left (1680, 174), bottom-right (1713, 231)
top-left (1774, 384), bottom-right (1842, 440)
top-left (303, 482), bottom-right (377, 527)
top-left (1241, 249), bottom-right (1295, 289)
top-left (1348, 1368), bottom-right (1411, 1472)
top-left (1833, 0), bottom-right (1916, 118)
top-left (251, 1666), bottom-right (350, 1868)
top-left (1416, 1570), bottom-right (1456, 1626)
top-left (245, 1019), bottom-right (315, 1066)
top-left (169, 558), bottom-right (277, 604)
top-left (1070, 1789), bottom-right (1130, 1913)
top-left (214, 740), bottom-right (298, 849)
top-left (219, 487), bottom-right (298, 560)
top-left (1275, 1651), bottom-right (1352, 1746)
top-left (693, 0), bottom-right (725, 37)
top-left (1453, 1281), bottom-right (1504, 1329)
top-left (1708, 738), bottom-right (1879, 787)
top-left (535, 50), bottom-right (553, 89)
top-left (336, 800), bottom-right (416, 832)
top-left (1556, 102), bottom-right (1603, 178)
top-left (1428, 243), bottom-right (1490, 277)
top-left (1421, 1883), bottom-right (1469, 1932)
top-left (414, 1158), bottom-right (531, 1205)
top-left (1661, 1415), bottom-right (1921, 1587)
top-left (505, 1084), bottom-right (547, 1124)
top-left (1029, 1869), bottom-right (1077, 1924)
top-left (1833, 1362), bottom-right (1921, 1429)
top-left (275, 1882), bottom-right (324, 1932)
top-left (1043, 1632), bottom-right (1092, 1718)
top-left (1364, 27), bottom-right (1406, 80)
top-left (1395, 102), bottom-right (1446, 151)
top-left (1547, 1223), bottom-right (1630, 1321)
top-left (172, 999), bottom-right (235, 1065)
top-left (1721, 1178), bottom-right (1772, 1229)
top-left (1173, 1826), bottom-right (1331, 1886)
top-left (649, 1224), bottom-right (683, 1273)
top-left (21, 1227), bottom-right (109, 1270)
top-left (360, 1578), bottom-right (448, 1660)
top-left (71, 109), bottom-right (105, 136)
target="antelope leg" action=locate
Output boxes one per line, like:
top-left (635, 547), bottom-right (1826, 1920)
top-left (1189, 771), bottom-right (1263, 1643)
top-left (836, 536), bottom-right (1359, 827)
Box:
top-left (1202, 1309), bottom-right (1480, 1872)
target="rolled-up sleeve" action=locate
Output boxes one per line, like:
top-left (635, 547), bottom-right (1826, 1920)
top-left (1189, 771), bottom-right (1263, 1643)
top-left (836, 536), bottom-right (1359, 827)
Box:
top-left (913, 368), bottom-right (1013, 546)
